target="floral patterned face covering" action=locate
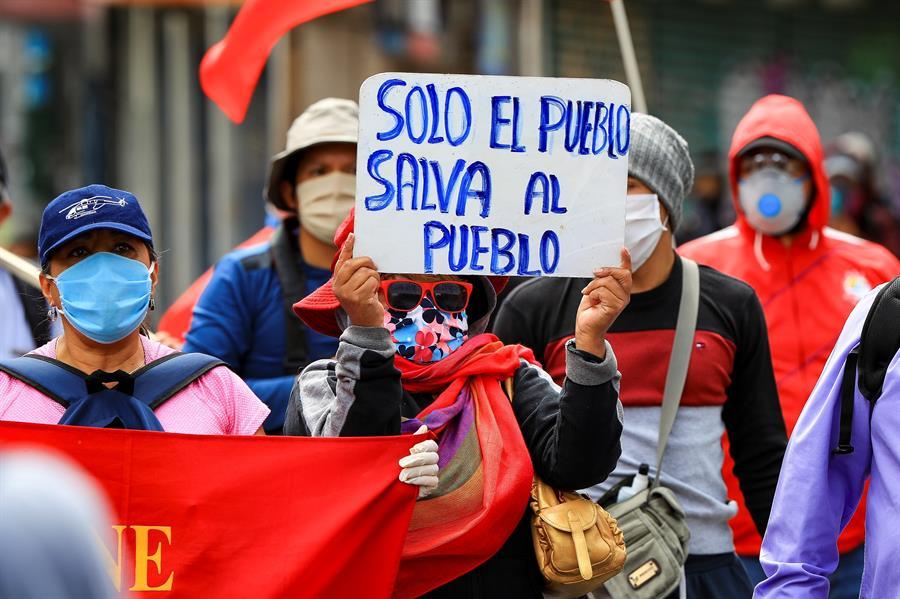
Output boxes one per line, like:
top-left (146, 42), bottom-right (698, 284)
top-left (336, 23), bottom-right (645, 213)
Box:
top-left (384, 295), bottom-right (469, 363)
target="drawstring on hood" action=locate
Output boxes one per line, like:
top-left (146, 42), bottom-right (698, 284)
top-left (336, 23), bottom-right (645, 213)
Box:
top-left (753, 231), bottom-right (771, 272)
top-left (809, 229), bottom-right (820, 251)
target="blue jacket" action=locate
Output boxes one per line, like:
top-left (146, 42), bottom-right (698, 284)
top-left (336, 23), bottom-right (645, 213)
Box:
top-left (184, 221), bottom-right (336, 432)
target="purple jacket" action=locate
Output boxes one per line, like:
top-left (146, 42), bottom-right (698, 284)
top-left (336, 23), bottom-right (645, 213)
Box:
top-left (755, 284), bottom-right (899, 598)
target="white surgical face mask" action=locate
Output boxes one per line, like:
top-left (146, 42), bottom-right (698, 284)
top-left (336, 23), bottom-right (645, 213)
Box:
top-left (738, 167), bottom-right (808, 236)
top-left (624, 194), bottom-right (667, 272)
top-left (296, 172), bottom-right (356, 244)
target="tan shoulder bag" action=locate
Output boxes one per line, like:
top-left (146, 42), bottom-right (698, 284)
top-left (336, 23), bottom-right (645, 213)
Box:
top-left (504, 378), bottom-right (627, 598)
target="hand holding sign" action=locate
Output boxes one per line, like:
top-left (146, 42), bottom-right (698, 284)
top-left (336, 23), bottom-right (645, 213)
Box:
top-left (574, 248), bottom-right (632, 359)
top-left (333, 233), bottom-right (385, 328)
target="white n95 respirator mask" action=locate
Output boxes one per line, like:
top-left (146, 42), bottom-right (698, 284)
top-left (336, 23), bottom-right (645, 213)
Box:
top-left (738, 167), bottom-right (808, 236)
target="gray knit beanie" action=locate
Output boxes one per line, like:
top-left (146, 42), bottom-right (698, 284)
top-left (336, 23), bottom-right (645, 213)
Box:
top-left (628, 113), bottom-right (694, 233)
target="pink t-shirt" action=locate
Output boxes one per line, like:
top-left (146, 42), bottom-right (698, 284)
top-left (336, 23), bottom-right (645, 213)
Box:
top-left (0, 337), bottom-right (270, 435)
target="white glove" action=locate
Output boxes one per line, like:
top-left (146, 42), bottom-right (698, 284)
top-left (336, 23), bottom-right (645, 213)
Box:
top-left (399, 425), bottom-right (440, 498)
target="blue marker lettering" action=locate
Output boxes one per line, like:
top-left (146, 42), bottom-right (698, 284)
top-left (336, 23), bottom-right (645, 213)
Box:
top-left (448, 225), bottom-right (469, 272)
top-left (457, 161), bottom-right (492, 218)
top-left (376, 78), bottom-right (406, 142)
top-left (470, 225), bottom-right (489, 272)
top-left (517, 233), bottom-right (541, 276)
top-left (490, 96), bottom-right (512, 150)
top-left (577, 101), bottom-right (595, 155)
top-left (490, 228), bottom-right (516, 275)
top-left (538, 96), bottom-right (566, 153)
top-left (396, 152), bottom-right (417, 210)
top-left (423, 221), bottom-right (450, 273)
top-left (550, 175), bottom-right (566, 214)
top-left (426, 84), bottom-right (445, 144)
top-left (404, 85), bottom-right (428, 144)
top-left (364, 149), bottom-right (395, 210)
top-left (564, 100), bottom-right (583, 153)
top-left (540, 231), bottom-right (560, 273)
top-left (607, 102), bottom-right (618, 159)
top-left (418, 158), bottom-right (430, 210)
top-left (616, 104), bottom-right (631, 155)
top-left (510, 97), bottom-right (525, 152)
top-left (445, 87), bottom-right (472, 146)
top-left (524, 172), bottom-right (549, 215)
top-left (592, 102), bottom-right (608, 155)
top-left (433, 159), bottom-right (465, 213)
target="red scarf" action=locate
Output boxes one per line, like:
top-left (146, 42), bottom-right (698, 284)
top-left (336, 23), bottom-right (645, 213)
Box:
top-left (393, 334), bottom-right (537, 598)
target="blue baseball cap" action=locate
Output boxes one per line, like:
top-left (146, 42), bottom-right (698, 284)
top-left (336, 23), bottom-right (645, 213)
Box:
top-left (38, 184), bottom-right (154, 266)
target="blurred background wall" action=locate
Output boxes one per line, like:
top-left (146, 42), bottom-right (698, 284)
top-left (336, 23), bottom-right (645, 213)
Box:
top-left (1, 0), bottom-right (898, 312)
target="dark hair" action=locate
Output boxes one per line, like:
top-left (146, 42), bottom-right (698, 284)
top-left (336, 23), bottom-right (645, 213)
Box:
top-left (281, 152), bottom-right (303, 186)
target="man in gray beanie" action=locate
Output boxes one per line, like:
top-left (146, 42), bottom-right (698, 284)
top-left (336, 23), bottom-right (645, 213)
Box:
top-left (494, 113), bottom-right (786, 598)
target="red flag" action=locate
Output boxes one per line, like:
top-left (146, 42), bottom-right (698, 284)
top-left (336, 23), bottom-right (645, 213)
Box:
top-left (0, 421), bottom-right (418, 598)
top-left (200, 0), bottom-right (372, 123)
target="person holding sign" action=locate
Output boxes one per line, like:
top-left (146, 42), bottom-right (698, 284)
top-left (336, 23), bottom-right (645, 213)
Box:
top-left (184, 98), bottom-right (359, 434)
top-left (495, 114), bottom-right (787, 598)
top-left (285, 208), bottom-right (629, 597)
top-left (0, 185), bottom-right (439, 499)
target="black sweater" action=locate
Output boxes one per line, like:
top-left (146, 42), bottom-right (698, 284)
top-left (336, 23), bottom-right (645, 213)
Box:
top-left (284, 325), bottom-right (623, 597)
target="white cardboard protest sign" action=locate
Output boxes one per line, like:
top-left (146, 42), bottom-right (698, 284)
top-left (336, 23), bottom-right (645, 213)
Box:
top-left (355, 72), bottom-right (631, 277)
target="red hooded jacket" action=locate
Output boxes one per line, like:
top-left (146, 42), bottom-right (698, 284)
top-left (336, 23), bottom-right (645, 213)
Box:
top-left (680, 95), bottom-right (900, 556)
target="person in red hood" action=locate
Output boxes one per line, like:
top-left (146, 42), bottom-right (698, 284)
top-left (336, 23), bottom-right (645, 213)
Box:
top-left (680, 95), bottom-right (900, 596)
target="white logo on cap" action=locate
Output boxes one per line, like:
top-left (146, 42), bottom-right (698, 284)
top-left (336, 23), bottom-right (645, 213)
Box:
top-left (59, 195), bottom-right (127, 220)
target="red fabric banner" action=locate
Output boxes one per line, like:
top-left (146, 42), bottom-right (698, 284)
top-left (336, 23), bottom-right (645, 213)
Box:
top-left (0, 421), bottom-right (419, 598)
top-left (200, 0), bottom-right (372, 123)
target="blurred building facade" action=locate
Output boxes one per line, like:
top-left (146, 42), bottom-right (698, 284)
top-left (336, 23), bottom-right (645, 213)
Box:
top-left (1, 0), bottom-right (899, 310)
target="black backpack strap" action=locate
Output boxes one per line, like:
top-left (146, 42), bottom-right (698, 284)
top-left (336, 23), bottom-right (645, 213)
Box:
top-left (268, 220), bottom-right (309, 375)
top-left (132, 352), bottom-right (226, 409)
top-left (833, 349), bottom-right (859, 455)
top-left (857, 277), bottom-right (900, 403)
top-left (0, 354), bottom-right (88, 407)
top-left (833, 277), bottom-right (900, 456)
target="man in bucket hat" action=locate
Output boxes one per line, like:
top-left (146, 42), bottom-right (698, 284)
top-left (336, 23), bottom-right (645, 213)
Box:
top-left (184, 98), bottom-right (358, 433)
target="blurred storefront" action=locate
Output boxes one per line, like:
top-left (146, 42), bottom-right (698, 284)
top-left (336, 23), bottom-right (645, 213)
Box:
top-left (0, 0), bottom-right (522, 309)
top-left (550, 0), bottom-right (900, 241)
top-left (1, 0), bottom-right (899, 306)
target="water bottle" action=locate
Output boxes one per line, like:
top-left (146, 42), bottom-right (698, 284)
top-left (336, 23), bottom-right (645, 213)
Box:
top-left (616, 463), bottom-right (650, 502)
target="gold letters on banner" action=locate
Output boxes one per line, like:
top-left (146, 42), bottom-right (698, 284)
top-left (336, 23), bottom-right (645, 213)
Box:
top-left (101, 525), bottom-right (174, 592)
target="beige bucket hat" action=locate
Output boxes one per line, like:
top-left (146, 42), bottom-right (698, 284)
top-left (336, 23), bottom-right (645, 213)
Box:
top-left (265, 97), bottom-right (359, 209)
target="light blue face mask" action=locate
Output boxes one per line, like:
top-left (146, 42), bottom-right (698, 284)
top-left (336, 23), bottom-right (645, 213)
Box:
top-left (49, 252), bottom-right (153, 344)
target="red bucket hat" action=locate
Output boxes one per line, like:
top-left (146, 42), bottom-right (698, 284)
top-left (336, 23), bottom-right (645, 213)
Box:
top-left (293, 209), bottom-right (508, 338)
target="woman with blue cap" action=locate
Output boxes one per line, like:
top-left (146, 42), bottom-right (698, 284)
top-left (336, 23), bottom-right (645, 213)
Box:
top-left (0, 184), bottom-right (439, 495)
top-left (0, 184), bottom-right (271, 434)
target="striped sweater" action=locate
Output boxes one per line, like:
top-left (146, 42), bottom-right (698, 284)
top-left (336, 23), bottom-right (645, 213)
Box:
top-left (494, 258), bottom-right (787, 555)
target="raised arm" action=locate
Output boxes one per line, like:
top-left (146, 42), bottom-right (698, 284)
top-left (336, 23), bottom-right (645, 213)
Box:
top-left (285, 233), bottom-right (404, 437)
